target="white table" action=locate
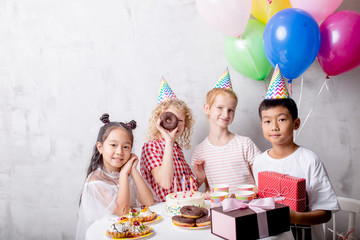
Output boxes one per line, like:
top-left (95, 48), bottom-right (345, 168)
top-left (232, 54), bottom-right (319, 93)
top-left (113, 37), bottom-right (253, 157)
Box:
top-left (86, 202), bottom-right (295, 240)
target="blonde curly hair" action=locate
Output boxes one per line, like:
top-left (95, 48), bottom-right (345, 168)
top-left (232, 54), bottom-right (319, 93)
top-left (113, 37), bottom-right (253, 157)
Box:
top-left (147, 99), bottom-right (194, 149)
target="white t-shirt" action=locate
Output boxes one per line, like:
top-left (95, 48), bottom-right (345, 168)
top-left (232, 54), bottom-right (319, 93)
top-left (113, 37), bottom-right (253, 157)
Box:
top-left (191, 134), bottom-right (261, 193)
top-left (253, 146), bottom-right (340, 240)
top-left (75, 168), bottom-right (139, 240)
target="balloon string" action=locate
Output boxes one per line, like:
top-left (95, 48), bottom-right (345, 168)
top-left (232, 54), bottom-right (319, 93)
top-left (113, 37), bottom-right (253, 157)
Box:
top-left (266, 0), bottom-right (272, 22)
top-left (240, 38), bottom-right (261, 80)
top-left (288, 79), bottom-right (293, 97)
top-left (297, 75), bottom-right (304, 116)
top-left (294, 76), bottom-right (304, 142)
top-left (264, 79), bottom-right (268, 93)
top-left (295, 78), bottom-right (327, 140)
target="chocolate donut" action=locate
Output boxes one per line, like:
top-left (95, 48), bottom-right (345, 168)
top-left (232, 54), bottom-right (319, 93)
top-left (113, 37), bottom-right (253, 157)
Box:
top-left (180, 206), bottom-right (205, 219)
top-left (199, 207), bottom-right (208, 216)
top-left (172, 215), bottom-right (195, 227)
top-left (195, 215), bottom-right (211, 227)
top-left (160, 112), bottom-right (178, 130)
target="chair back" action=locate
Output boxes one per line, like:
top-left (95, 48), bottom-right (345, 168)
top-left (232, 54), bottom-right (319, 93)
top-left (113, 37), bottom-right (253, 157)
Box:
top-left (324, 196), bottom-right (360, 240)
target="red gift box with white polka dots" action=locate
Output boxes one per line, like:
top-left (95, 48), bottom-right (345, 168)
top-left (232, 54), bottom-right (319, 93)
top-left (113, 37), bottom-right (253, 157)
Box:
top-left (258, 171), bottom-right (306, 212)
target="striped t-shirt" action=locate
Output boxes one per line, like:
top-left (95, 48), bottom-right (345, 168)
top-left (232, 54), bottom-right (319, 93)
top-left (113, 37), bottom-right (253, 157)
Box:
top-left (191, 135), bottom-right (261, 193)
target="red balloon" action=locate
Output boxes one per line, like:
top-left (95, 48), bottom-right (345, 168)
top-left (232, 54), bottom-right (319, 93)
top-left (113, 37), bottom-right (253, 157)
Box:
top-left (317, 10), bottom-right (360, 76)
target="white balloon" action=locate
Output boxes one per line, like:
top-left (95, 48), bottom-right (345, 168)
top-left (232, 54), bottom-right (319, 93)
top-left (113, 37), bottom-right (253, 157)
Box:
top-left (196, 0), bottom-right (252, 37)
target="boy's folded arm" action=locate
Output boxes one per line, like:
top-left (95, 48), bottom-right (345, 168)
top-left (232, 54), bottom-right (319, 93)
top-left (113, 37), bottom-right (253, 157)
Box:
top-left (290, 209), bottom-right (332, 225)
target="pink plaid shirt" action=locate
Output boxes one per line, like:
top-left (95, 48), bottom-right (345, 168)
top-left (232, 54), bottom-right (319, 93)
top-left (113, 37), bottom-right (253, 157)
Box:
top-left (140, 139), bottom-right (198, 202)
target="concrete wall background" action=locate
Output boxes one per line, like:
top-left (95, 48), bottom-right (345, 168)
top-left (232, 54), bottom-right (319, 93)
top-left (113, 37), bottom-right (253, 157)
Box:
top-left (0, 0), bottom-right (359, 239)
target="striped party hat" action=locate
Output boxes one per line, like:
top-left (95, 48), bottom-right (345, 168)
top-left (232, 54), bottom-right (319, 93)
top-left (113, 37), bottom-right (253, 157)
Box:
top-left (213, 67), bottom-right (233, 90)
top-left (265, 64), bottom-right (290, 99)
top-left (158, 77), bottom-right (177, 104)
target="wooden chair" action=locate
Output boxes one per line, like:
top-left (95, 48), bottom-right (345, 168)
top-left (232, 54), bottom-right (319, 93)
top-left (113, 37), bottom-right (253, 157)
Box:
top-left (324, 196), bottom-right (360, 240)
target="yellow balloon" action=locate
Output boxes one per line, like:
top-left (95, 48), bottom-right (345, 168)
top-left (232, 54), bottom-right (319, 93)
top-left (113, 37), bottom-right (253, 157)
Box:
top-left (251, 0), bottom-right (292, 24)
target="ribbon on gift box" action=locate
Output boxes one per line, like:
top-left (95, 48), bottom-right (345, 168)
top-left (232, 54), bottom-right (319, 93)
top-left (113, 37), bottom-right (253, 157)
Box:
top-left (221, 198), bottom-right (277, 238)
top-left (261, 173), bottom-right (291, 199)
top-left (260, 188), bottom-right (305, 205)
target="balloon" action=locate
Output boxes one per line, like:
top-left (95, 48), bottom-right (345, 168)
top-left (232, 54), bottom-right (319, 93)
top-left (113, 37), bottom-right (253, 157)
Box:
top-left (251, 0), bottom-right (292, 24)
top-left (263, 8), bottom-right (321, 80)
top-left (224, 19), bottom-right (272, 81)
top-left (317, 10), bottom-right (360, 76)
top-left (196, 0), bottom-right (252, 37)
top-left (290, 0), bottom-right (343, 23)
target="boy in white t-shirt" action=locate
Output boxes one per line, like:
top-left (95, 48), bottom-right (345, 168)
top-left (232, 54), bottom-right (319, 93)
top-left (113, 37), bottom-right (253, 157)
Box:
top-left (253, 65), bottom-right (339, 240)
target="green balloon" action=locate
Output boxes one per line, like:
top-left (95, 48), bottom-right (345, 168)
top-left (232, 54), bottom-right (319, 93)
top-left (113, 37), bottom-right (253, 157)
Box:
top-left (224, 19), bottom-right (272, 81)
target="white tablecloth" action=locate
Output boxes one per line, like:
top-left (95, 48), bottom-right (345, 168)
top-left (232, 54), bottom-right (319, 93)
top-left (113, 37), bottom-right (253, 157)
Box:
top-left (85, 202), bottom-right (295, 240)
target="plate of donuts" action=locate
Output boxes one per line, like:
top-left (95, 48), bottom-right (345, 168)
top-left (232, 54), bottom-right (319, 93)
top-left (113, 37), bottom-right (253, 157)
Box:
top-left (171, 206), bottom-right (211, 230)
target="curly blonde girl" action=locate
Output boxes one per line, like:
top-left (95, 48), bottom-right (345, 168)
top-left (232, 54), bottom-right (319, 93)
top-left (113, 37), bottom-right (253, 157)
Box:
top-left (147, 99), bottom-right (194, 149)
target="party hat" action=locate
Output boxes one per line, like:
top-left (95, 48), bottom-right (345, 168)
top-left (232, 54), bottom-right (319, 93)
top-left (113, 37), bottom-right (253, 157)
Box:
top-left (158, 77), bottom-right (177, 104)
top-left (265, 64), bottom-right (290, 99)
top-left (214, 67), bottom-right (233, 90)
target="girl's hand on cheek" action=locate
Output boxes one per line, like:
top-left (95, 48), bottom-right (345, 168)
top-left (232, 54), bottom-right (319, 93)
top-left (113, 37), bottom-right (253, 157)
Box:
top-left (120, 157), bottom-right (135, 176)
top-left (130, 154), bottom-right (139, 173)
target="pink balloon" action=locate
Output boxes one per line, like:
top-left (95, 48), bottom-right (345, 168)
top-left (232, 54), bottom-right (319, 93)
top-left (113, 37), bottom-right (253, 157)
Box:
top-left (290, 0), bottom-right (343, 22)
top-left (317, 10), bottom-right (360, 76)
top-left (196, 0), bottom-right (252, 37)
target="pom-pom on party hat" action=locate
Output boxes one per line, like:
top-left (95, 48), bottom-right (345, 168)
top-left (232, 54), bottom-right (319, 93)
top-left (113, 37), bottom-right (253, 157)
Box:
top-left (214, 67), bottom-right (233, 90)
top-left (158, 76), bottom-right (177, 104)
top-left (265, 64), bottom-right (290, 99)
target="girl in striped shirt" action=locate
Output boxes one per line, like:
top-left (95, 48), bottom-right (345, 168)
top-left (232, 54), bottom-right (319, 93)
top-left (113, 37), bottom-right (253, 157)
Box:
top-left (192, 79), bottom-right (261, 198)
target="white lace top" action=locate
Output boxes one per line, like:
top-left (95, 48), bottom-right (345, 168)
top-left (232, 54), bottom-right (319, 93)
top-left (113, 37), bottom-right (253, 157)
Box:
top-left (75, 167), bottom-right (139, 240)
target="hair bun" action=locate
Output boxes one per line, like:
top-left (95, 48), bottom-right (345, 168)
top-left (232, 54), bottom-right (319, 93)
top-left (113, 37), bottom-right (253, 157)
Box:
top-left (100, 113), bottom-right (110, 124)
top-left (126, 120), bottom-right (137, 130)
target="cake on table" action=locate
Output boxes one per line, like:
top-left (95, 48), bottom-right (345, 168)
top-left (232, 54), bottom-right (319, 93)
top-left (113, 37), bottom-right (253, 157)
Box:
top-left (165, 191), bottom-right (205, 215)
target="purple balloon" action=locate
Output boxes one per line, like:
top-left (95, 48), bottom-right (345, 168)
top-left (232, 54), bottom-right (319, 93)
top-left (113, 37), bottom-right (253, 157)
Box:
top-left (317, 10), bottom-right (360, 76)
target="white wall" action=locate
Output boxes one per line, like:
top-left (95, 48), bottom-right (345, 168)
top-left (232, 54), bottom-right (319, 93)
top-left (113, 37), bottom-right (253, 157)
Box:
top-left (0, 0), bottom-right (359, 239)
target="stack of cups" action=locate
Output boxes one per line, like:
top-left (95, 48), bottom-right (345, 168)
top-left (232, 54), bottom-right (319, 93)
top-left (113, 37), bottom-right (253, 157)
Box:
top-left (209, 184), bottom-right (229, 204)
top-left (235, 184), bottom-right (255, 203)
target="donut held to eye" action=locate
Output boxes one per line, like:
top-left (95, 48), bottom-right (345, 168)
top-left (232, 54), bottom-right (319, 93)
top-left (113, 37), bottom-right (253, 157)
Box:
top-left (160, 112), bottom-right (178, 130)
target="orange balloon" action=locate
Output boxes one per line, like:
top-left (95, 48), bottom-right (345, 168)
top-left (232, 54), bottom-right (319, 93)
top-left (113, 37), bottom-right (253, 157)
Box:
top-left (251, 0), bottom-right (292, 24)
